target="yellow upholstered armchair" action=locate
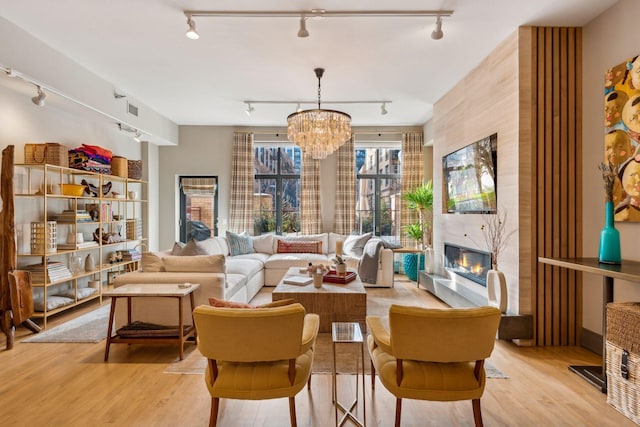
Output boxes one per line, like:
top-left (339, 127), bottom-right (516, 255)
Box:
top-left (367, 305), bottom-right (501, 427)
top-left (193, 303), bottom-right (320, 427)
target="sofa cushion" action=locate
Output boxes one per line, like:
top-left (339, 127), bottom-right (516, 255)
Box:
top-left (171, 241), bottom-right (185, 255)
top-left (252, 234), bottom-right (276, 254)
top-left (226, 273), bottom-right (247, 295)
top-left (198, 236), bottom-right (230, 256)
top-left (229, 252), bottom-right (270, 263)
top-left (264, 253), bottom-right (329, 269)
top-left (226, 258), bottom-right (263, 278)
top-left (277, 239), bottom-right (323, 254)
top-left (277, 233), bottom-right (329, 254)
top-left (179, 238), bottom-right (211, 256)
top-left (140, 252), bottom-right (165, 272)
top-left (343, 232), bottom-right (373, 257)
top-left (226, 231), bottom-right (255, 256)
top-left (162, 254), bottom-right (226, 273)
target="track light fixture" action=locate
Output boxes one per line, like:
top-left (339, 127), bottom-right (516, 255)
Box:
top-left (31, 85), bottom-right (46, 107)
top-left (245, 103), bottom-right (255, 116)
top-left (380, 102), bottom-right (388, 115)
top-left (186, 15), bottom-right (200, 40)
top-left (133, 131), bottom-right (142, 143)
top-left (296, 103), bottom-right (302, 112)
top-left (184, 9), bottom-right (453, 40)
top-left (298, 15), bottom-right (309, 38)
top-left (431, 15), bottom-right (443, 40)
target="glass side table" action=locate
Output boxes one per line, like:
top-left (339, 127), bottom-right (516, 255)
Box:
top-left (332, 322), bottom-right (366, 427)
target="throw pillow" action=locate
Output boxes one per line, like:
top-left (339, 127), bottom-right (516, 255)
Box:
top-left (179, 238), bottom-right (210, 256)
top-left (226, 231), bottom-right (255, 256)
top-left (343, 232), bottom-right (373, 257)
top-left (140, 252), bottom-right (165, 272)
top-left (162, 254), bottom-right (226, 273)
top-left (170, 241), bottom-right (185, 255)
top-left (208, 297), bottom-right (254, 308)
top-left (277, 240), bottom-right (323, 254)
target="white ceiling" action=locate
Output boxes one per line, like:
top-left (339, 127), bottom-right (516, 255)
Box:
top-left (0, 0), bottom-right (617, 127)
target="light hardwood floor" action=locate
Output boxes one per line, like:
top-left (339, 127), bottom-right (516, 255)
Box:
top-left (0, 279), bottom-right (633, 426)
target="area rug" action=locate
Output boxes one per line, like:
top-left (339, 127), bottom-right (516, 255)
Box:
top-left (22, 304), bottom-right (111, 343)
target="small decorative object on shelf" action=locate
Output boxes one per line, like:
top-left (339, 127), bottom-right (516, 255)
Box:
top-left (333, 255), bottom-right (347, 276)
top-left (598, 161), bottom-right (621, 264)
top-left (84, 253), bottom-right (96, 272)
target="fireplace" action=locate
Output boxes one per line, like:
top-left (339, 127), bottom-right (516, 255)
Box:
top-left (444, 243), bottom-right (492, 287)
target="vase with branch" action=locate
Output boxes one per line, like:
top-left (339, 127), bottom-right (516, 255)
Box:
top-left (465, 208), bottom-right (516, 313)
top-left (598, 161), bottom-right (621, 264)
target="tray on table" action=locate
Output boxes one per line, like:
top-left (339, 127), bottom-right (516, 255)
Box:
top-left (323, 270), bottom-right (357, 284)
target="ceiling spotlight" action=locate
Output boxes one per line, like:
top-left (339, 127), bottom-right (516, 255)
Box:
top-left (296, 103), bottom-right (302, 112)
top-left (298, 16), bottom-right (309, 38)
top-left (186, 15), bottom-right (200, 40)
top-left (31, 85), bottom-right (46, 107)
top-left (245, 103), bottom-right (255, 116)
top-left (133, 131), bottom-right (142, 143)
top-left (380, 102), bottom-right (388, 115)
top-left (431, 15), bottom-right (443, 40)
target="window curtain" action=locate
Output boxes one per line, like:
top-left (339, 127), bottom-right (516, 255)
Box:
top-left (334, 135), bottom-right (356, 234)
top-left (181, 177), bottom-right (216, 196)
top-left (229, 132), bottom-right (254, 233)
top-left (300, 152), bottom-right (323, 234)
top-left (400, 131), bottom-right (424, 247)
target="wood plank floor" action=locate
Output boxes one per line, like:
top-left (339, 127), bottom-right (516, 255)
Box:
top-left (0, 278), bottom-right (633, 426)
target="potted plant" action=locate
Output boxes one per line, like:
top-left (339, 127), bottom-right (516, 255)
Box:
top-left (402, 180), bottom-right (435, 274)
top-left (333, 255), bottom-right (347, 276)
top-left (402, 222), bottom-right (425, 281)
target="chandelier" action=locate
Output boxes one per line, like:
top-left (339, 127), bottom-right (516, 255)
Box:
top-left (287, 68), bottom-right (352, 159)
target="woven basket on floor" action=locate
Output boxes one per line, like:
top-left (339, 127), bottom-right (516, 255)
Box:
top-left (606, 302), bottom-right (640, 424)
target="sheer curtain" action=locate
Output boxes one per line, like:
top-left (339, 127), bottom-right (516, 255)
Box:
top-left (300, 152), bottom-right (322, 234)
top-left (401, 131), bottom-right (424, 247)
top-left (333, 136), bottom-right (356, 235)
top-left (229, 132), bottom-right (254, 233)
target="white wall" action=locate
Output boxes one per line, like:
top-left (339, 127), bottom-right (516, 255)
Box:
top-left (582, 0), bottom-right (640, 334)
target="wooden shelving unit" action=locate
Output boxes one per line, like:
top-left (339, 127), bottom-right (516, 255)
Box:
top-left (14, 163), bottom-right (147, 328)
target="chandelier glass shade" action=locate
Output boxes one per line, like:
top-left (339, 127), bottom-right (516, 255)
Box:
top-left (287, 68), bottom-right (351, 159)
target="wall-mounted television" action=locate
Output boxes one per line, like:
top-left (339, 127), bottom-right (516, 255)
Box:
top-left (442, 133), bottom-right (497, 214)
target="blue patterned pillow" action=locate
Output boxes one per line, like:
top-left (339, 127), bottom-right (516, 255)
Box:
top-left (226, 231), bottom-right (255, 256)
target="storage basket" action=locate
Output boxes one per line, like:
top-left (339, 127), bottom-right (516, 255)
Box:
top-left (30, 221), bottom-right (57, 254)
top-left (127, 159), bottom-right (142, 180)
top-left (111, 156), bottom-right (128, 177)
top-left (126, 219), bottom-right (142, 240)
top-left (606, 302), bottom-right (640, 424)
top-left (24, 143), bottom-right (69, 167)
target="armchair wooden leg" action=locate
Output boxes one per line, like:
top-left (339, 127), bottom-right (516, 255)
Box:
top-left (209, 397), bottom-right (219, 427)
top-left (370, 360), bottom-right (376, 389)
top-left (288, 396), bottom-right (297, 427)
top-left (395, 397), bottom-right (402, 427)
top-left (472, 398), bottom-right (483, 427)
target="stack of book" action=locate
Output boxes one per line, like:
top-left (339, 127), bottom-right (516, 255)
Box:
top-left (23, 261), bottom-right (73, 283)
top-left (56, 210), bottom-right (94, 223)
top-left (121, 249), bottom-right (142, 262)
top-left (57, 241), bottom-right (99, 251)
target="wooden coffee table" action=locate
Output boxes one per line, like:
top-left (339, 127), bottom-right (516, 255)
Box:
top-left (103, 283), bottom-right (199, 361)
top-left (272, 268), bottom-right (366, 332)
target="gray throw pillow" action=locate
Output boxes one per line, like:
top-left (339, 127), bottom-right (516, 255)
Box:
top-left (179, 238), bottom-right (210, 256)
top-left (343, 232), bottom-right (373, 257)
top-left (226, 231), bottom-right (255, 256)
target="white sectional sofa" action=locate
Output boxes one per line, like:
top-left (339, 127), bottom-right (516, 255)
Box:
top-left (113, 232), bottom-right (395, 324)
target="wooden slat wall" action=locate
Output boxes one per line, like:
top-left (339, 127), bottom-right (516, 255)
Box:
top-left (531, 27), bottom-right (582, 346)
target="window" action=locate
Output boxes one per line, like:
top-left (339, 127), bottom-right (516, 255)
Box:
top-left (355, 147), bottom-right (401, 243)
top-left (179, 176), bottom-right (217, 242)
top-left (253, 146), bottom-right (301, 235)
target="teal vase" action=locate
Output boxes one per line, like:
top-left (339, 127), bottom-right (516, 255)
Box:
top-left (403, 253), bottom-right (424, 282)
top-left (598, 201), bottom-right (621, 264)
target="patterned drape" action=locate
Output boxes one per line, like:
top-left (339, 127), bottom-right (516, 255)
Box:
top-left (229, 132), bottom-right (254, 233)
top-left (300, 152), bottom-right (323, 234)
top-left (401, 131), bottom-right (424, 247)
top-left (334, 136), bottom-right (356, 234)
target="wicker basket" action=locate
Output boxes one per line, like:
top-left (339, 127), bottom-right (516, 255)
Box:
top-left (128, 159), bottom-right (142, 180)
top-left (111, 156), bottom-right (128, 177)
top-left (24, 143), bottom-right (69, 167)
top-left (606, 302), bottom-right (640, 424)
top-left (30, 221), bottom-right (57, 254)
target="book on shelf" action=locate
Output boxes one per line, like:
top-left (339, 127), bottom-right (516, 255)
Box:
top-left (283, 275), bottom-right (313, 286)
top-left (121, 249), bottom-right (142, 261)
top-left (57, 241), bottom-right (99, 250)
top-left (23, 261), bottom-right (73, 282)
top-left (56, 209), bottom-right (94, 222)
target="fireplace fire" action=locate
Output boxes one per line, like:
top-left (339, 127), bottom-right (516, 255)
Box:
top-left (444, 243), bottom-right (492, 287)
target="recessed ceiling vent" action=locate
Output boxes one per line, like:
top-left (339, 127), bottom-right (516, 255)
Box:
top-left (127, 102), bottom-right (139, 117)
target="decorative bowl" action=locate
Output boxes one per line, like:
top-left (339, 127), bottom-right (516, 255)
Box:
top-left (61, 184), bottom-right (86, 196)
